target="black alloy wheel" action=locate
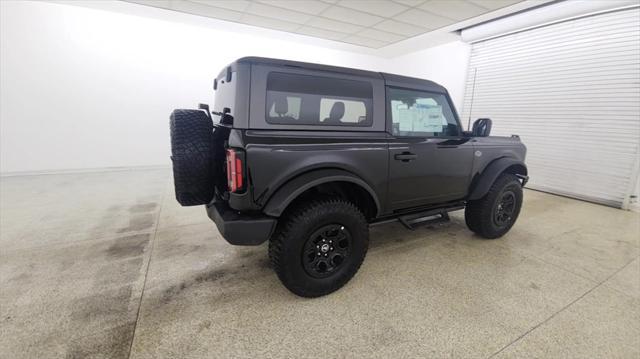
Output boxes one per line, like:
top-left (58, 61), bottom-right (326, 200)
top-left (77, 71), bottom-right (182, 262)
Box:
top-left (493, 190), bottom-right (516, 227)
top-left (464, 173), bottom-right (523, 239)
top-left (302, 224), bottom-right (351, 278)
top-left (269, 198), bottom-right (369, 297)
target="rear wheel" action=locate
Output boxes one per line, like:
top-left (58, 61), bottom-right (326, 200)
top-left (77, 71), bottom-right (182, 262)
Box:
top-left (269, 198), bottom-right (368, 297)
top-left (465, 173), bottom-right (523, 239)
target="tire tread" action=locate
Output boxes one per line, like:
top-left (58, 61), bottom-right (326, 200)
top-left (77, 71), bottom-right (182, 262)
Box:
top-left (465, 173), bottom-right (522, 239)
top-left (269, 197), bottom-right (368, 297)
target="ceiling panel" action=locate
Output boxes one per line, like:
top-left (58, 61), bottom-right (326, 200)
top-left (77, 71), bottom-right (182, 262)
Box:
top-left (257, 0), bottom-right (331, 15)
top-left (338, 0), bottom-right (409, 17)
top-left (190, 0), bottom-right (250, 12)
top-left (321, 6), bottom-right (384, 26)
top-left (240, 14), bottom-right (300, 32)
top-left (125, 0), bottom-right (528, 49)
top-left (245, 2), bottom-right (313, 24)
top-left (392, 0), bottom-right (426, 6)
top-left (467, 0), bottom-right (522, 10)
top-left (420, 0), bottom-right (488, 21)
top-left (394, 8), bottom-right (453, 28)
top-left (295, 26), bottom-right (348, 40)
top-left (372, 19), bottom-right (428, 36)
top-left (306, 16), bottom-right (365, 34)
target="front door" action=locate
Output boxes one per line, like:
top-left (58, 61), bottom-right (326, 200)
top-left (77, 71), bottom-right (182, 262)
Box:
top-left (386, 87), bottom-right (474, 210)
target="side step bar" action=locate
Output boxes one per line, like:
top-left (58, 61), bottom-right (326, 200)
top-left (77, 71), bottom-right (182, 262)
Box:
top-left (398, 206), bottom-right (464, 230)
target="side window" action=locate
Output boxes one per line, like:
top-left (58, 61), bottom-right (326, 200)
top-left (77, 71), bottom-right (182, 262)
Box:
top-left (266, 72), bottom-right (372, 126)
top-left (388, 87), bottom-right (460, 137)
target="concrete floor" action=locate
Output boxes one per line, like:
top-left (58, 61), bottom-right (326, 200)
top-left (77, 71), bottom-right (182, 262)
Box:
top-left (1, 168), bottom-right (638, 359)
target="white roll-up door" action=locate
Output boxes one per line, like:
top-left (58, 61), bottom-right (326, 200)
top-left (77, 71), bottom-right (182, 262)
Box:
top-left (461, 7), bottom-right (640, 208)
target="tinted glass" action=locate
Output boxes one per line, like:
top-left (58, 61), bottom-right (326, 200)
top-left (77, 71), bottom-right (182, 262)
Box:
top-left (266, 72), bottom-right (372, 126)
top-left (388, 87), bottom-right (460, 137)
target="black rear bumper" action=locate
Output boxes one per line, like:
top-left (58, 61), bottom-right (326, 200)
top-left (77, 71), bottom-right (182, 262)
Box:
top-left (206, 201), bottom-right (277, 245)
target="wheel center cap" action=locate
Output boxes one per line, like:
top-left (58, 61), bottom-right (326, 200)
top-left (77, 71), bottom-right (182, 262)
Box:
top-left (320, 244), bottom-right (330, 253)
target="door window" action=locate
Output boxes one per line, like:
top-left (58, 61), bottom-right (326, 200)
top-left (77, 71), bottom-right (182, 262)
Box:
top-left (388, 87), bottom-right (460, 137)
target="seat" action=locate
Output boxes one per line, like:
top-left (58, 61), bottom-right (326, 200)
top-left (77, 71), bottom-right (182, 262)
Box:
top-left (273, 95), bottom-right (288, 118)
top-left (323, 102), bottom-right (345, 125)
top-left (269, 94), bottom-right (296, 122)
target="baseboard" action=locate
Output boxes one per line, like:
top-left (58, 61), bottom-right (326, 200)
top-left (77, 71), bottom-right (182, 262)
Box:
top-left (0, 165), bottom-right (171, 177)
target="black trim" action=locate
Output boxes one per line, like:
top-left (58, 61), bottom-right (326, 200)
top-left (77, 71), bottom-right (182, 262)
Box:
top-left (228, 57), bottom-right (447, 93)
top-left (262, 168), bottom-right (381, 217)
top-left (370, 201), bottom-right (465, 225)
top-left (468, 158), bottom-right (528, 200)
top-left (206, 200), bottom-right (276, 245)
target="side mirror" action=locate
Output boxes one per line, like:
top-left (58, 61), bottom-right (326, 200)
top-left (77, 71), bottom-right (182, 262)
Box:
top-left (472, 118), bottom-right (492, 137)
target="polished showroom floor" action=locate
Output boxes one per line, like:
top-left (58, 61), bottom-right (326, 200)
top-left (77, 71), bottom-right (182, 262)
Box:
top-left (1, 168), bottom-right (638, 358)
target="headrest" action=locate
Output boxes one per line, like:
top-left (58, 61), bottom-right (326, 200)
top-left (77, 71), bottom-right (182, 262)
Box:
top-left (329, 102), bottom-right (345, 121)
top-left (273, 96), bottom-right (288, 115)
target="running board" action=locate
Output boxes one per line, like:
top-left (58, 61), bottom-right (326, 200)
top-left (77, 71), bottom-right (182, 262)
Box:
top-left (398, 206), bottom-right (464, 230)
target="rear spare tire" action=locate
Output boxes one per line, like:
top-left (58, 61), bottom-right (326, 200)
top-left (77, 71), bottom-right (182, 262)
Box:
top-left (170, 109), bottom-right (215, 206)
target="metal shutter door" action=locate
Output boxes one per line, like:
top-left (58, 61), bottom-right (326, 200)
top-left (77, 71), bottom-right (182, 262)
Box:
top-left (461, 7), bottom-right (640, 208)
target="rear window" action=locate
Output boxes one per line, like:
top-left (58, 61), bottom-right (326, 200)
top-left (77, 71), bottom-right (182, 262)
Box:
top-left (265, 72), bottom-right (372, 127)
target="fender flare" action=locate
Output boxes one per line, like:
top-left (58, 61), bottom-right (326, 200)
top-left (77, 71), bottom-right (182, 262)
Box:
top-left (262, 168), bottom-right (381, 217)
top-left (468, 158), bottom-right (528, 200)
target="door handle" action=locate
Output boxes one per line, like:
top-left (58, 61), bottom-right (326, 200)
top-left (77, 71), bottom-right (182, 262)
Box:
top-left (394, 153), bottom-right (417, 162)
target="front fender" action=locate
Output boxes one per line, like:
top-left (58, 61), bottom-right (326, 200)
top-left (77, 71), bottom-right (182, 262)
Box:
top-left (468, 157), bottom-right (528, 200)
top-left (262, 168), bottom-right (381, 217)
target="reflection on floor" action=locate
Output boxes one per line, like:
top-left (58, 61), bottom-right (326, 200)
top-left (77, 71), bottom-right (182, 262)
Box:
top-left (1, 168), bottom-right (638, 358)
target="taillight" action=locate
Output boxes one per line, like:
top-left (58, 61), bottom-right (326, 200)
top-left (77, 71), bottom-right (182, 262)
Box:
top-left (226, 149), bottom-right (244, 193)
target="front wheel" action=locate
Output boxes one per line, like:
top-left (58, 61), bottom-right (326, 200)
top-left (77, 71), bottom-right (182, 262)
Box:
top-left (268, 198), bottom-right (369, 297)
top-left (465, 173), bottom-right (523, 239)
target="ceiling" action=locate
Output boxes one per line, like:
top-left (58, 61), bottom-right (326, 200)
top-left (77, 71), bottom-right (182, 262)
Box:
top-left (125, 0), bottom-right (525, 48)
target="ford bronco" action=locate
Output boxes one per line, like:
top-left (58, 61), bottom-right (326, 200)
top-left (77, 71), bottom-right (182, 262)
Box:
top-left (170, 57), bottom-right (528, 297)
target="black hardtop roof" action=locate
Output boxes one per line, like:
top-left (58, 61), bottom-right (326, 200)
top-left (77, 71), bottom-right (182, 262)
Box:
top-left (232, 56), bottom-right (448, 93)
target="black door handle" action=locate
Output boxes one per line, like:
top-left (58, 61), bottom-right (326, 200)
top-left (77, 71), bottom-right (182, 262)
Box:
top-left (394, 153), bottom-right (417, 161)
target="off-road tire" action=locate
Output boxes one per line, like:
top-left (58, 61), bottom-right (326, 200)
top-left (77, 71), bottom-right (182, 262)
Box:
top-left (465, 173), bottom-right (523, 239)
top-left (170, 109), bottom-right (214, 206)
top-left (269, 198), bottom-right (369, 297)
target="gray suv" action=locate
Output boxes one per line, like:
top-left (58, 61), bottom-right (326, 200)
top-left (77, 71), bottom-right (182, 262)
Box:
top-left (170, 57), bottom-right (528, 297)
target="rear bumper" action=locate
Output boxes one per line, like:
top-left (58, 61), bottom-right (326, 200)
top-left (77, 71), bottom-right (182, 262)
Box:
top-left (206, 200), bottom-right (276, 245)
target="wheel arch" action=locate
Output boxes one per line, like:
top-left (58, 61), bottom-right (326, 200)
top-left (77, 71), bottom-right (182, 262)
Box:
top-left (468, 157), bottom-right (528, 200)
top-left (262, 168), bottom-right (381, 220)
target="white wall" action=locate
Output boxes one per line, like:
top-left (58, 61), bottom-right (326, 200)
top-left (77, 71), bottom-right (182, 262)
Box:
top-left (0, 0), bottom-right (469, 173)
top-left (385, 41), bottom-right (471, 114)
